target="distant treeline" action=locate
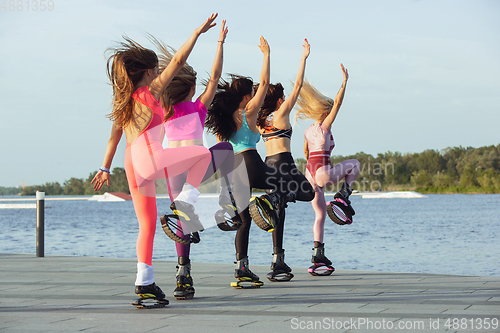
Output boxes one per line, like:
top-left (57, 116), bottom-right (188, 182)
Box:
top-left (317, 144), bottom-right (500, 194)
top-left (16, 168), bottom-right (218, 196)
top-left (18, 168), bottom-right (131, 196)
top-left (0, 186), bottom-right (22, 196)
top-left (10, 144), bottom-right (500, 196)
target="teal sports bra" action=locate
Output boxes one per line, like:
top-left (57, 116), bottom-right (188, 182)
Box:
top-left (229, 110), bottom-right (261, 154)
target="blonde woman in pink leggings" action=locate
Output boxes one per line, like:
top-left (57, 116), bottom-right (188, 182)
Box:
top-left (91, 14), bottom-right (218, 306)
top-left (296, 64), bottom-right (360, 276)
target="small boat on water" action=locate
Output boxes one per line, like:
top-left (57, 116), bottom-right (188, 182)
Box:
top-left (89, 192), bottom-right (132, 202)
top-left (357, 191), bottom-right (425, 199)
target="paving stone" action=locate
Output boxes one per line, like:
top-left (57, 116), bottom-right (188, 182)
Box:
top-left (0, 253), bottom-right (499, 332)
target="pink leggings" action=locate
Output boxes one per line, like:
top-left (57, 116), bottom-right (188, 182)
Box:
top-left (166, 141), bottom-right (234, 258)
top-left (306, 159), bottom-right (360, 243)
top-left (124, 142), bottom-right (211, 266)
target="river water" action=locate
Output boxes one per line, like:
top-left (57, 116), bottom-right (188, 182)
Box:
top-left (1, 193), bottom-right (499, 277)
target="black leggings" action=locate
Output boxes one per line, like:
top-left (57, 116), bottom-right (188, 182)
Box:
top-left (232, 149), bottom-right (293, 259)
top-left (265, 152), bottom-right (315, 250)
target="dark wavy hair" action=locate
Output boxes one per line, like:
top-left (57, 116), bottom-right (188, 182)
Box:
top-left (256, 83), bottom-right (284, 128)
top-left (205, 74), bottom-right (254, 141)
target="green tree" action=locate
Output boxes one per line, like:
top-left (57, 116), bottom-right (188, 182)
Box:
top-left (44, 182), bottom-right (63, 195)
top-left (20, 186), bottom-right (38, 196)
top-left (415, 149), bottom-right (447, 175)
top-left (442, 146), bottom-right (469, 179)
top-left (432, 171), bottom-right (456, 187)
top-left (109, 167), bottom-right (130, 193)
top-left (459, 164), bottom-right (479, 187)
top-left (378, 151), bottom-right (411, 185)
top-left (63, 178), bottom-right (86, 195)
top-left (411, 170), bottom-right (433, 187)
top-left (0, 186), bottom-right (21, 195)
top-left (477, 169), bottom-right (499, 190)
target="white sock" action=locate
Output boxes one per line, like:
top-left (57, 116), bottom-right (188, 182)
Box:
top-left (175, 183), bottom-right (200, 206)
top-left (135, 262), bottom-right (154, 286)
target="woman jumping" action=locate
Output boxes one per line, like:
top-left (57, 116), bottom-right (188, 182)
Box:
top-left (297, 64), bottom-right (360, 276)
top-left (156, 20), bottom-right (233, 299)
top-left (205, 37), bottom-right (296, 288)
top-left (91, 14), bottom-right (218, 307)
top-left (256, 39), bottom-right (315, 282)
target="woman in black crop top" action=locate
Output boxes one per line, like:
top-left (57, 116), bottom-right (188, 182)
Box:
top-left (256, 39), bottom-right (315, 282)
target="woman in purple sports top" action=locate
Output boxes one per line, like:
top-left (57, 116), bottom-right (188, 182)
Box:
top-left (157, 20), bottom-right (235, 299)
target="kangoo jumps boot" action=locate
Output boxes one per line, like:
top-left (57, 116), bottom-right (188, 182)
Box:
top-left (219, 182), bottom-right (239, 217)
top-left (267, 248), bottom-right (294, 282)
top-left (308, 242), bottom-right (335, 276)
top-left (174, 256), bottom-right (195, 300)
top-left (334, 182), bottom-right (355, 216)
top-left (170, 200), bottom-right (204, 232)
top-left (231, 254), bottom-right (263, 289)
top-left (132, 283), bottom-right (169, 309)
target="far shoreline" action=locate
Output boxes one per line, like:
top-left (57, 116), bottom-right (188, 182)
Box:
top-left (2, 191), bottom-right (500, 201)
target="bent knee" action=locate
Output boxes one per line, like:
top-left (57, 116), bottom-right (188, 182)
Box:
top-left (342, 159), bottom-right (359, 168)
top-left (350, 159), bottom-right (361, 170)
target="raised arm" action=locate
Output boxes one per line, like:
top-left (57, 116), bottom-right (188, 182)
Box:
top-left (149, 13), bottom-right (218, 99)
top-left (322, 63), bottom-right (348, 130)
top-left (91, 123), bottom-right (123, 191)
top-left (245, 36), bottom-right (270, 119)
top-left (199, 20), bottom-right (228, 109)
top-left (277, 39), bottom-right (310, 117)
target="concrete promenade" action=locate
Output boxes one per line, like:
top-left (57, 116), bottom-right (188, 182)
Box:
top-left (0, 253), bottom-right (499, 332)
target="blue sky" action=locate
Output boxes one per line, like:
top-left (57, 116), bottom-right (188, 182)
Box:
top-left (0, 0), bottom-right (499, 187)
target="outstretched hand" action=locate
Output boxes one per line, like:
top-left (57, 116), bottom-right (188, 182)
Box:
top-left (198, 13), bottom-right (218, 35)
top-left (302, 38), bottom-right (310, 59)
top-left (258, 36), bottom-right (269, 54)
top-left (91, 170), bottom-right (110, 192)
top-left (219, 19), bottom-right (228, 42)
top-left (340, 63), bottom-right (349, 82)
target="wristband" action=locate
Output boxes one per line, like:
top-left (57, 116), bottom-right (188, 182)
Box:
top-left (99, 167), bottom-right (110, 173)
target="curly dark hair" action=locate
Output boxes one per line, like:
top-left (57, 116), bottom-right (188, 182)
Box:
top-left (205, 74), bottom-right (254, 141)
top-left (256, 83), bottom-right (284, 129)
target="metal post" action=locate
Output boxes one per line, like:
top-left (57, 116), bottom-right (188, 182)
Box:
top-left (36, 191), bottom-right (45, 257)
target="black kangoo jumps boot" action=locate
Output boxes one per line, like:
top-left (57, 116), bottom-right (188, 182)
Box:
top-left (267, 248), bottom-right (294, 282)
top-left (132, 283), bottom-right (169, 309)
top-left (174, 256), bottom-right (195, 300)
top-left (308, 242), bottom-right (335, 276)
top-left (334, 182), bottom-right (355, 216)
top-left (231, 255), bottom-right (263, 289)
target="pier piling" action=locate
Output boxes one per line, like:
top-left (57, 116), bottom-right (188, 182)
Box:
top-left (36, 191), bottom-right (44, 257)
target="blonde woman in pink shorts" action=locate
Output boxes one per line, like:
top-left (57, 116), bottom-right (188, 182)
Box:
top-left (296, 64), bottom-right (360, 276)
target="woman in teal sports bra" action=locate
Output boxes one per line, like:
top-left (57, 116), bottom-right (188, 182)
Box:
top-left (205, 37), bottom-right (295, 287)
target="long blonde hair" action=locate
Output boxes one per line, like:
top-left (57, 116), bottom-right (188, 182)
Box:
top-left (149, 36), bottom-right (197, 121)
top-left (106, 37), bottom-right (158, 129)
top-left (295, 80), bottom-right (334, 122)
